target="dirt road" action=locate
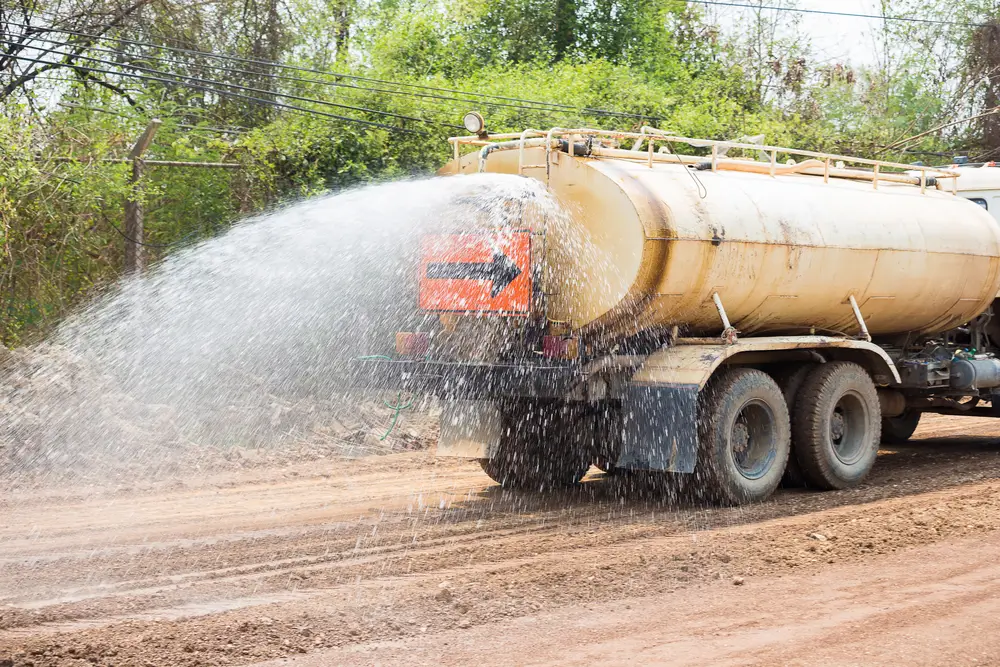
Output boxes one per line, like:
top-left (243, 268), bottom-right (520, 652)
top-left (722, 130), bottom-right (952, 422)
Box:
top-left (3, 413), bottom-right (1000, 666)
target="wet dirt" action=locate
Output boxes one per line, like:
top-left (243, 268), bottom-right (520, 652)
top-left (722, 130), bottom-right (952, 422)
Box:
top-left (2, 413), bottom-right (1000, 666)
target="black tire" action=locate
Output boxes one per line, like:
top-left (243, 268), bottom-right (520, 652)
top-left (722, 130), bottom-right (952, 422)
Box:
top-left (478, 401), bottom-right (590, 491)
top-left (774, 363), bottom-right (816, 488)
top-left (792, 361), bottom-right (881, 490)
top-left (591, 457), bottom-right (618, 475)
top-left (697, 368), bottom-right (791, 505)
top-left (591, 405), bottom-right (623, 475)
top-left (881, 411), bottom-right (921, 444)
top-left (479, 447), bottom-right (588, 491)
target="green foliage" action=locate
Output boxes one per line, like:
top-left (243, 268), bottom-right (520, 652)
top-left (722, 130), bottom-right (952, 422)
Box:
top-left (1, 108), bottom-right (130, 344)
top-left (240, 118), bottom-right (434, 198)
top-left (0, 93), bottom-right (250, 345)
top-left (3, 0), bottom-right (999, 344)
top-left (363, 0), bottom-right (712, 76)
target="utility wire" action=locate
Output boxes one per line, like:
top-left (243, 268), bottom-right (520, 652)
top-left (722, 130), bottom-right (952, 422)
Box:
top-left (685, 0), bottom-right (991, 28)
top-left (1, 40), bottom-right (457, 129)
top-left (2, 29), bottom-right (578, 130)
top-left (57, 101), bottom-right (246, 134)
top-left (34, 74), bottom-right (140, 90)
top-left (4, 32), bottom-right (568, 126)
top-left (876, 106), bottom-right (1000, 154)
top-left (1, 52), bottom-right (421, 134)
top-left (0, 24), bottom-right (561, 127)
top-left (0, 19), bottom-right (655, 122)
top-left (105, 216), bottom-right (201, 248)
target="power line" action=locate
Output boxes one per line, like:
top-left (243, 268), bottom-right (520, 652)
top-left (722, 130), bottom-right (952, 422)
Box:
top-left (34, 74), bottom-right (140, 90)
top-left (1, 52), bottom-right (421, 134)
top-left (105, 216), bottom-right (201, 248)
top-left (57, 102), bottom-right (246, 134)
top-left (1, 40), bottom-right (458, 129)
top-left (0, 18), bottom-right (656, 122)
top-left (685, 0), bottom-right (991, 28)
top-left (0, 29), bottom-right (598, 130)
top-left (10, 34), bottom-right (559, 127)
top-left (0, 23), bottom-right (574, 126)
top-left (3, 31), bottom-right (569, 126)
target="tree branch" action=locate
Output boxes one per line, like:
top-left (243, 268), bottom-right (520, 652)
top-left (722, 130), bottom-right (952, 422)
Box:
top-left (74, 68), bottom-right (142, 107)
top-left (0, 0), bottom-right (157, 100)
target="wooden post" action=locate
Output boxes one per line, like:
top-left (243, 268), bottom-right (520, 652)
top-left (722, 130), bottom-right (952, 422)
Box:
top-left (123, 119), bottom-right (161, 274)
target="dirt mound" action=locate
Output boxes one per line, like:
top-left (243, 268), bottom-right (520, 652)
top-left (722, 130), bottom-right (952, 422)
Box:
top-left (0, 344), bottom-right (437, 487)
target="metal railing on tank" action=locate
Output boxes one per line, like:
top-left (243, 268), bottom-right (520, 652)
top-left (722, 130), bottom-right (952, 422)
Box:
top-left (448, 127), bottom-right (961, 195)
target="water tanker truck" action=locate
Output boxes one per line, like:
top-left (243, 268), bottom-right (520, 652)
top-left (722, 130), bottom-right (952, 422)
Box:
top-left (355, 117), bottom-right (1000, 504)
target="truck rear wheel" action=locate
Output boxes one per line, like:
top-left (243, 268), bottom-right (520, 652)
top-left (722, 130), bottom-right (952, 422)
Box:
top-left (479, 445), bottom-right (589, 491)
top-left (478, 401), bottom-right (590, 491)
top-left (792, 361), bottom-right (881, 490)
top-left (697, 368), bottom-right (791, 505)
top-left (774, 363), bottom-right (817, 488)
top-left (591, 405), bottom-right (623, 475)
top-left (881, 411), bottom-right (920, 444)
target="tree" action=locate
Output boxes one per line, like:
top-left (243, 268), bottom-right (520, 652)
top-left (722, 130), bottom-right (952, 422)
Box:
top-left (0, 0), bottom-right (156, 104)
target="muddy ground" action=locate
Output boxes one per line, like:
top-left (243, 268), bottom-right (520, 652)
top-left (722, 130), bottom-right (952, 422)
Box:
top-left (2, 413), bottom-right (1000, 666)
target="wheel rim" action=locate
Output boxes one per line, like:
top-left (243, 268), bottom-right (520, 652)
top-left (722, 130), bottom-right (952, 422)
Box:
top-left (729, 399), bottom-right (777, 480)
top-left (830, 390), bottom-right (869, 464)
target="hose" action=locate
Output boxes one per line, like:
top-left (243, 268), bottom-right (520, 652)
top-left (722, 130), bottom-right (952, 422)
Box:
top-left (355, 355), bottom-right (414, 440)
top-left (380, 391), bottom-right (415, 441)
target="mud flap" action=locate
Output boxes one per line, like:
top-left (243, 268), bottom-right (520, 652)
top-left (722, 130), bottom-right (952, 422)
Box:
top-left (437, 400), bottom-right (504, 459)
top-left (618, 383), bottom-right (699, 472)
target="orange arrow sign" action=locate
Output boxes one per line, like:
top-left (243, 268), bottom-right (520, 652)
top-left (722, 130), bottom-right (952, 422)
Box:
top-left (419, 231), bottom-right (532, 315)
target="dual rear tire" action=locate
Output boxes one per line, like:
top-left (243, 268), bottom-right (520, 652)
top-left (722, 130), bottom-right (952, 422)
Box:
top-left (478, 401), bottom-right (590, 491)
top-left (697, 361), bottom-right (882, 504)
top-left (791, 362), bottom-right (881, 489)
top-left (478, 361), bottom-right (884, 503)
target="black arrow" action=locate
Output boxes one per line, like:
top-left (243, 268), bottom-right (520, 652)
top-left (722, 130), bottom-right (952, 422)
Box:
top-left (426, 249), bottom-right (523, 298)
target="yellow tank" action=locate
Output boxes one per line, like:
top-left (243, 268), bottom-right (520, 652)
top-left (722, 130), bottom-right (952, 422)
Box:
top-left (447, 146), bottom-right (1000, 340)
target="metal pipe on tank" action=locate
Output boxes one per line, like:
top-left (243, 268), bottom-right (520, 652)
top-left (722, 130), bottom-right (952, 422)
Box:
top-left (545, 128), bottom-right (568, 182)
top-left (517, 129), bottom-right (545, 174)
top-left (478, 138), bottom-right (549, 172)
top-left (712, 293), bottom-right (732, 331)
top-left (849, 295), bottom-right (872, 342)
top-left (587, 147), bottom-right (936, 186)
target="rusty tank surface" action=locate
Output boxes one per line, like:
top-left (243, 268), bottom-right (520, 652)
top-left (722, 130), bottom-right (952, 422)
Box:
top-left (444, 140), bottom-right (1000, 344)
top-left (356, 123), bottom-right (1000, 506)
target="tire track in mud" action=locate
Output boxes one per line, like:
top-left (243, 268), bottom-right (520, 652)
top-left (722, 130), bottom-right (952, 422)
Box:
top-left (4, 432), bottom-right (1000, 603)
top-left (1, 415), bottom-right (1000, 665)
top-left (288, 531), bottom-right (1000, 667)
top-left (7, 473), bottom-right (1000, 666)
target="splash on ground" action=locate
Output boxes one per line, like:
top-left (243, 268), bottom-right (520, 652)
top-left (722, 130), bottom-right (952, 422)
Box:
top-left (0, 343), bottom-right (439, 487)
top-left (0, 175), bottom-right (553, 486)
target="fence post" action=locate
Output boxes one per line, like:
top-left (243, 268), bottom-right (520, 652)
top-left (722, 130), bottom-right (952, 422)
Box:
top-left (123, 119), bottom-right (162, 274)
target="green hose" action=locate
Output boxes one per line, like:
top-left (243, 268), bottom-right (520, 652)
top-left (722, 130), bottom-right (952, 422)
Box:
top-left (355, 355), bottom-right (414, 440)
top-left (380, 391), bottom-right (415, 440)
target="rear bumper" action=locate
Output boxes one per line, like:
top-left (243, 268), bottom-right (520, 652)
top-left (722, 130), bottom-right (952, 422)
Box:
top-left (349, 358), bottom-right (581, 399)
top-left (351, 358), bottom-right (698, 473)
